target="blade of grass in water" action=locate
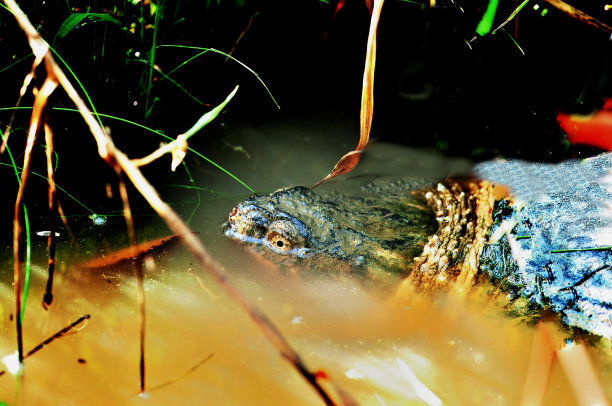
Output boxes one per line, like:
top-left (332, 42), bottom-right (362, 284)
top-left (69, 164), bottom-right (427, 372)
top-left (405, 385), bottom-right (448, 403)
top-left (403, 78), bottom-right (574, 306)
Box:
top-left (179, 163), bottom-right (202, 224)
top-left (0, 106), bottom-right (255, 193)
top-left (550, 246), bottom-right (612, 253)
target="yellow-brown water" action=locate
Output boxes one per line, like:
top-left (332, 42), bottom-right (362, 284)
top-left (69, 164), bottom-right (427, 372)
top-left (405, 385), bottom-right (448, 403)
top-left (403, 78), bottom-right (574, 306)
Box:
top-left (0, 112), bottom-right (610, 405)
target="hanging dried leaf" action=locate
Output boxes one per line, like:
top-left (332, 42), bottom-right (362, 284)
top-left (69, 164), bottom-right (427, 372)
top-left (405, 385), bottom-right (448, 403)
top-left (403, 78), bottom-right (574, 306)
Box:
top-left (314, 0), bottom-right (385, 188)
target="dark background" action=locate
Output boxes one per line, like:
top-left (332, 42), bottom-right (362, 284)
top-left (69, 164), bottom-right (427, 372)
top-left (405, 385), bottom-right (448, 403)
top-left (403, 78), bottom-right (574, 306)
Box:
top-left (1, 0), bottom-right (612, 240)
top-left (4, 0), bottom-right (612, 156)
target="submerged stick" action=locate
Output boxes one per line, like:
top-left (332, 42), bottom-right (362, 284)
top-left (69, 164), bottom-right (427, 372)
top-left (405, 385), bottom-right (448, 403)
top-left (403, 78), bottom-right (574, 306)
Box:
top-left (147, 353), bottom-right (214, 392)
top-left (25, 314), bottom-right (90, 358)
top-left (0, 314), bottom-right (91, 378)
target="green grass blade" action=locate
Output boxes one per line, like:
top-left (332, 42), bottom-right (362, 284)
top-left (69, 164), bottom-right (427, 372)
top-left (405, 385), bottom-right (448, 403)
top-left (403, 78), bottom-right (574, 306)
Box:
top-left (0, 106), bottom-right (254, 193)
top-left (179, 164), bottom-right (201, 224)
top-left (0, 162), bottom-right (97, 214)
top-left (145, 2), bottom-right (163, 118)
top-left (20, 205), bottom-right (31, 323)
top-left (0, 53), bottom-right (33, 75)
top-left (49, 47), bottom-right (104, 129)
top-left (157, 45), bottom-right (279, 109)
top-left (476, 0), bottom-right (500, 36)
top-left (183, 85), bottom-right (237, 139)
top-left (550, 246), bottom-right (612, 253)
top-left (54, 12), bottom-right (123, 45)
top-left (134, 58), bottom-right (204, 106)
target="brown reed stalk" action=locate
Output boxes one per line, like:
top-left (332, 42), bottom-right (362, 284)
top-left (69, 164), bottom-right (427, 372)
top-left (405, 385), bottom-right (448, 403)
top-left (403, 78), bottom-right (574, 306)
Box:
top-left (543, 0), bottom-right (612, 32)
top-left (42, 119), bottom-right (58, 309)
top-left (12, 77), bottom-right (58, 363)
top-left (116, 169), bottom-right (147, 393)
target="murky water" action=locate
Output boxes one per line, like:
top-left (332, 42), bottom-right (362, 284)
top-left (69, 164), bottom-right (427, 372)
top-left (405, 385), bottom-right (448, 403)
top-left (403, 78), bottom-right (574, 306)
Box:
top-left (0, 112), bottom-right (610, 405)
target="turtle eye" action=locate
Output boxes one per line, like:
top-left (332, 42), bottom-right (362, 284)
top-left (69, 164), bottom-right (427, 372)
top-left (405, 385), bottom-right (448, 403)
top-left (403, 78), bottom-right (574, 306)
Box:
top-left (265, 219), bottom-right (306, 253)
top-left (266, 231), bottom-right (292, 251)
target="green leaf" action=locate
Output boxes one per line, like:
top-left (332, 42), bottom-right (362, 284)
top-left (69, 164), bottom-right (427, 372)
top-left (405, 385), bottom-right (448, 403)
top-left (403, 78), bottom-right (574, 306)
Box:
top-left (54, 13), bottom-right (122, 44)
top-left (476, 0), bottom-right (500, 36)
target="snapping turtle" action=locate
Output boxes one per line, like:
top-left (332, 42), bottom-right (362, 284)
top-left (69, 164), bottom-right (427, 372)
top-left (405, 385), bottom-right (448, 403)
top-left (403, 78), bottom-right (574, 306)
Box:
top-left (223, 154), bottom-right (612, 339)
top-left (223, 180), bottom-right (438, 282)
top-left (223, 178), bottom-right (494, 288)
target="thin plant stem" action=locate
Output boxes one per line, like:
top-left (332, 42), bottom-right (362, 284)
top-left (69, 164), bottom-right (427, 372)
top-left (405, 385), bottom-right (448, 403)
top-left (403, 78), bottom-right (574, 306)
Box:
top-left (0, 106), bottom-right (255, 193)
top-left (145, 0), bottom-right (162, 118)
top-left (0, 135), bottom-right (32, 325)
top-left (157, 45), bottom-right (279, 108)
top-left (42, 119), bottom-right (58, 309)
top-left (12, 77), bottom-right (57, 363)
top-left (181, 163), bottom-right (201, 224)
top-left (117, 170), bottom-right (146, 393)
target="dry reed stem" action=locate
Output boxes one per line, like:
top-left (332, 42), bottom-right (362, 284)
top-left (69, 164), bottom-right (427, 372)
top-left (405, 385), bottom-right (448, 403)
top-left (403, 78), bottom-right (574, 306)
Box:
top-left (3, 1), bottom-right (347, 403)
top-left (42, 120), bottom-right (58, 309)
top-left (116, 169), bottom-right (147, 393)
top-left (543, 0), bottom-right (612, 32)
top-left (12, 76), bottom-right (57, 363)
top-left (131, 132), bottom-right (188, 168)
